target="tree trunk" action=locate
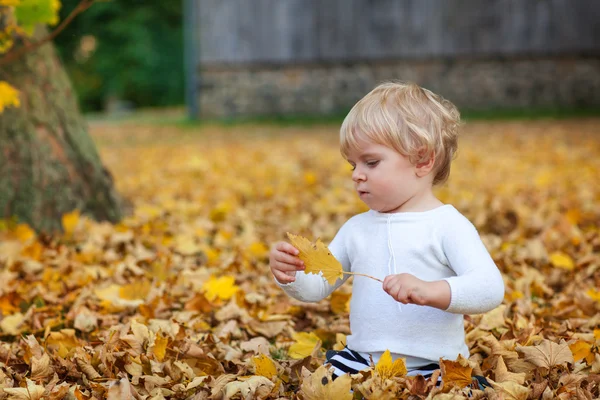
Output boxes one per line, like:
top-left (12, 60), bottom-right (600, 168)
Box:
top-left (0, 27), bottom-right (123, 233)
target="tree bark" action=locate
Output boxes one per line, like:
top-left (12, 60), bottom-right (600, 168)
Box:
top-left (0, 26), bottom-right (123, 233)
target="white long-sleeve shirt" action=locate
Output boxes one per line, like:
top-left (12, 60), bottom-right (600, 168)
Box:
top-left (278, 205), bottom-right (505, 367)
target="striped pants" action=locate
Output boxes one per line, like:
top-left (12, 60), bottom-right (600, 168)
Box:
top-left (325, 347), bottom-right (491, 391)
top-left (325, 347), bottom-right (440, 380)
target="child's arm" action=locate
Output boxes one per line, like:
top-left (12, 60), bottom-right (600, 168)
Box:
top-left (382, 216), bottom-right (504, 314)
top-left (439, 217), bottom-right (505, 314)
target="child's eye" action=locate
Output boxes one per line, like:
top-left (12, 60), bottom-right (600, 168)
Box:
top-left (366, 160), bottom-right (380, 167)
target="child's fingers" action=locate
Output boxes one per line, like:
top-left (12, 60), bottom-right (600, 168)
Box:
top-left (272, 251), bottom-right (304, 268)
top-left (272, 269), bottom-right (296, 284)
top-left (275, 241), bottom-right (300, 256)
top-left (272, 260), bottom-right (302, 273)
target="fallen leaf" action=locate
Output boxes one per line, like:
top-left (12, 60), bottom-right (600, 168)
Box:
top-left (299, 365), bottom-right (353, 400)
top-left (495, 356), bottom-right (526, 385)
top-left (440, 355), bottom-right (472, 390)
top-left (488, 377), bottom-right (531, 400)
top-left (62, 210), bottom-right (80, 236)
top-left (516, 339), bottom-right (574, 369)
top-left (202, 275), bottom-right (239, 301)
top-left (375, 349), bottom-right (407, 380)
top-left (252, 354), bottom-right (278, 379)
top-left (0, 312), bottom-right (24, 335)
top-left (288, 332), bottom-right (321, 360)
top-left (3, 379), bottom-right (45, 399)
top-left (569, 340), bottom-right (593, 364)
top-left (223, 376), bottom-right (275, 400)
top-left (152, 331), bottom-right (169, 361)
top-left (549, 251), bottom-right (575, 270)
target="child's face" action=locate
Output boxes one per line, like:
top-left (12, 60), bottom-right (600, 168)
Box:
top-left (346, 137), bottom-right (430, 213)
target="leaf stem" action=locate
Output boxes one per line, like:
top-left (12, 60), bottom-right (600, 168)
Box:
top-left (342, 271), bottom-right (383, 283)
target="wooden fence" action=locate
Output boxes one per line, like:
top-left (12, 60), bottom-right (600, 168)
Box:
top-left (194, 0), bottom-right (600, 66)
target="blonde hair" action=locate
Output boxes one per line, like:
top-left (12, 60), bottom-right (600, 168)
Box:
top-left (340, 81), bottom-right (461, 185)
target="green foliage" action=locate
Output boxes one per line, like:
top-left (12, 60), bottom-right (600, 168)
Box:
top-left (53, 0), bottom-right (184, 112)
top-left (14, 0), bottom-right (60, 34)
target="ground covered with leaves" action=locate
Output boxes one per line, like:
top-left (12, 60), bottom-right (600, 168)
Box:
top-left (0, 118), bottom-right (599, 399)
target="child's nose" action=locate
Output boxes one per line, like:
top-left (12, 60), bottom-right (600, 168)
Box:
top-left (352, 169), bottom-right (366, 182)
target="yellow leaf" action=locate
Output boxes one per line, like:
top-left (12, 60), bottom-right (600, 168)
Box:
top-left (45, 329), bottom-right (80, 358)
top-left (333, 333), bottom-right (346, 351)
top-left (0, 0), bottom-right (21, 6)
top-left (152, 331), bottom-right (168, 362)
top-left (569, 340), bottom-right (592, 363)
top-left (549, 251), bottom-right (574, 270)
top-left (0, 312), bottom-right (24, 335)
top-left (202, 275), bottom-right (239, 301)
top-left (119, 280), bottom-right (151, 300)
top-left (586, 288), bottom-right (600, 302)
top-left (299, 365), bottom-right (353, 400)
top-left (440, 355), bottom-right (472, 390)
top-left (13, 223), bottom-right (35, 243)
top-left (516, 339), bottom-right (573, 368)
top-left (286, 232), bottom-right (343, 285)
top-left (288, 332), bottom-right (321, 359)
top-left (0, 81), bottom-right (20, 112)
top-left (330, 291), bottom-right (351, 314)
top-left (252, 354), bottom-right (278, 379)
top-left (304, 171), bottom-right (317, 185)
top-left (247, 241), bottom-right (269, 258)
top-left (94, 284), bottom-right (144, 310)
top-left (61, 209), bottom-right (80, 236)
top-left (375, 349), bottom-right (407, 380)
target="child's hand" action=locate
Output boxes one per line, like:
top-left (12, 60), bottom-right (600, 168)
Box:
top-left (383, 273), bottom-right (429, 305)
top-left (382, 273), bottom-right (451, 309)
top-left (269, 241), bottom-right (305, 284)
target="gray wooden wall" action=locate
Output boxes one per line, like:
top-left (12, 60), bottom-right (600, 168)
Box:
top-left (195, 0), bottom-right (600, 66)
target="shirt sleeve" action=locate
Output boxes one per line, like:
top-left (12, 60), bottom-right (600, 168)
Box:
top-left (440, 214), bottom-right (505, 314)
top-left (276, 220), bottom-right (352, 302)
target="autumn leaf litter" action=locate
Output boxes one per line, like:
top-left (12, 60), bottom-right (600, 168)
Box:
top-left (0, 120), bottom-right (599, 399)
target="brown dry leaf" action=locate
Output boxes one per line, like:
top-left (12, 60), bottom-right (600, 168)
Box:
top-left (30, 352), bottom-right (53, 381)
top-left (299, 365), bottom-right (353, 400)
top-left (375, 349), bottom-right (407, 380)
top-left (286, 233), bottom-right (343, 285)
top-left (495, 356), bottom-right (525, 385)
top-left (222, 376), bottom-right (275, 400)
top-left (441, 355), bottom-right (472, 390)
top-left (516, 339), bottom-right (574, 369)
top-left (487, 377), bottom-right (531, 400)
top-left (3, 378), bottom-right (46, 400)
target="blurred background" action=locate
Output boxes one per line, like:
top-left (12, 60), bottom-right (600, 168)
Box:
top-left (54, 0), bottom-right (600, 120)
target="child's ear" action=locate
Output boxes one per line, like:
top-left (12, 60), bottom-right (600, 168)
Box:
top-left (415, 153), bottom-right (435, 177)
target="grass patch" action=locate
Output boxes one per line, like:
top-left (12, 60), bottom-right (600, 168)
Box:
top-left (86, 106), bottom-right (600, 128)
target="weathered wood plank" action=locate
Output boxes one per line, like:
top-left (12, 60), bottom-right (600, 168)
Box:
top-left (197, 0), bottom-right (600, 65)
